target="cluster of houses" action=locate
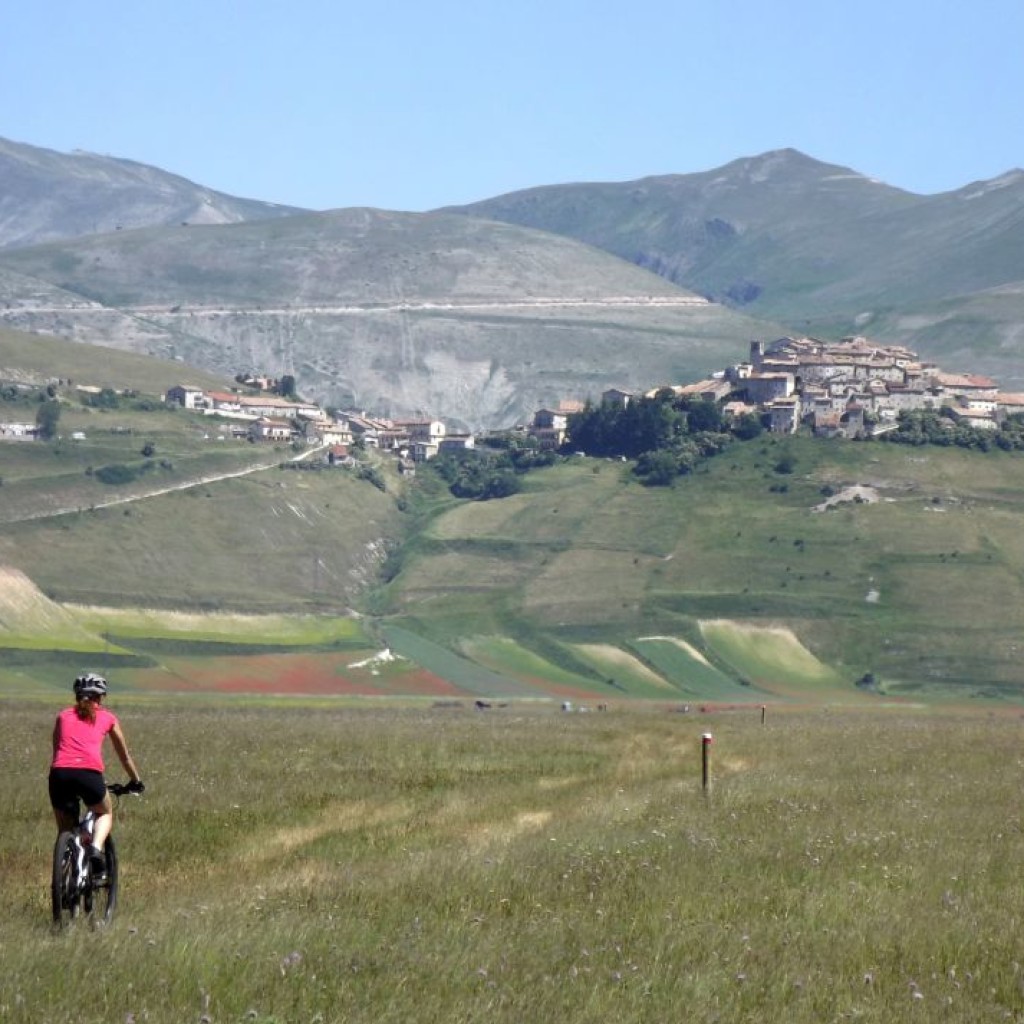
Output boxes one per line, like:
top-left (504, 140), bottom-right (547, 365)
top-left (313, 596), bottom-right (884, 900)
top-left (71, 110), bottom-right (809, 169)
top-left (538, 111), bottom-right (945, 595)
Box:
top-left (162, 384), bottom-right (477, 464)
top-left (513, 336), bottom-right (1024, 448)
top-left (631, 335), bottom-right (1024, 438)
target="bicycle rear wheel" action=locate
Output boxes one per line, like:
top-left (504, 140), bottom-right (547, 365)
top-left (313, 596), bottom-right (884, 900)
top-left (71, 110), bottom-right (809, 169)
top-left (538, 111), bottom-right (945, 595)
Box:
top-left (51, 831), bottom-right (81, 928)
top-left (89, 835), bottom-right (119, 926)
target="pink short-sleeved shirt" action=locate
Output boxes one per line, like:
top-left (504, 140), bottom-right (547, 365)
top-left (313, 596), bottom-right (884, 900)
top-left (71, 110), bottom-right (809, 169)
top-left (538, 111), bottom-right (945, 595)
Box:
top-left (51, 706), bottom-right (119, 773)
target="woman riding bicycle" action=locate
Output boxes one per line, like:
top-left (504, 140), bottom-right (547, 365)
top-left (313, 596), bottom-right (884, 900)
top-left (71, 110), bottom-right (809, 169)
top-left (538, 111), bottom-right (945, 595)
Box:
top-left (48, 673), bottom-right (144, 881)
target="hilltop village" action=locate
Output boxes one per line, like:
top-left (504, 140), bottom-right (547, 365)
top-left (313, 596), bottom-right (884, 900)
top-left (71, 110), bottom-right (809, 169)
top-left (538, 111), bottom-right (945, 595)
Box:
top-left (4, 336), bottom-right (1023, 460)
top-left (161, 336), bottom-right (1024, 459)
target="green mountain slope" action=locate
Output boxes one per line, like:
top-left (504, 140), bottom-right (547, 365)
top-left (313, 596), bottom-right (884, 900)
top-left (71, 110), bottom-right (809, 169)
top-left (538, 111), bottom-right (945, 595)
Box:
top-left (443, 150), bottom-right (1024, 386)
top-left (0, 331), bottom-right (401, 609)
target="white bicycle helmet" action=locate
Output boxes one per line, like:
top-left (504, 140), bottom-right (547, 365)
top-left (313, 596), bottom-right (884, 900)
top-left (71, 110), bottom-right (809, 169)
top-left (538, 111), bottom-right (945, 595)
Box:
top-left (73, 672), bottom-right (109, 699)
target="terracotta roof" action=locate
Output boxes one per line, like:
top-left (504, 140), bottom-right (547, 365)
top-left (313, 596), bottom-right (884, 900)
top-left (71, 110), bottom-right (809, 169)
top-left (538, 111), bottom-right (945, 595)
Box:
top-left (935, 372), bottom-right (997, 389)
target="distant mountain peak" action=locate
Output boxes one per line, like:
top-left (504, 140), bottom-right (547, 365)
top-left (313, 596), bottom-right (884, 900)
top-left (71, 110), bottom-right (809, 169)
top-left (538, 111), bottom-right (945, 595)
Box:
top-left (959, 168), bottom-right (1024, 200)
top-left (0, 135), bottom-right (307, 250)
top-left (718, 149), bottom-right (872, 188)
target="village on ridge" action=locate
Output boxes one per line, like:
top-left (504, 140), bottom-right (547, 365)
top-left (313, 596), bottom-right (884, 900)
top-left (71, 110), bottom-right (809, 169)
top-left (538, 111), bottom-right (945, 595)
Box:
top-left (4, 335), bottom-right (1023, 462)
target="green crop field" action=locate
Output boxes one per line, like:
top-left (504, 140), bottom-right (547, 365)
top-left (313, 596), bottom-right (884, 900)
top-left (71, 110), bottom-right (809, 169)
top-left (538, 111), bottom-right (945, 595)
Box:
top-left (699, 621), bottom-right (852, 699)
top-left (630, 636), bottom-right (765, 702)
top-left (4, 699), bottom-right (1023, 1023)
top-left (66, 607), bottom-right (366, 646)
top-left (457, 636), bottom-right (619, 699)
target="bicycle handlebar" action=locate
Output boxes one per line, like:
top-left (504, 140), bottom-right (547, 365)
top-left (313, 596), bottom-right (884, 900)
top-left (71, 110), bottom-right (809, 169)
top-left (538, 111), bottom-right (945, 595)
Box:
top-left (108, 781), bottom-right (145, 797)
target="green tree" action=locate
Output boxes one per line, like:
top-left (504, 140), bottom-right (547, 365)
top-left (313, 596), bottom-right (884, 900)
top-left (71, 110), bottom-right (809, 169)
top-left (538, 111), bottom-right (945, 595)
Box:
top-left (683, 398), bottom-right (724, 433)
top-left (634, 449), bottom-right (680, 487)
top-left (733, 412), bottom-right (764, 440)
top-left (35, 399), bottom-right (61, 440)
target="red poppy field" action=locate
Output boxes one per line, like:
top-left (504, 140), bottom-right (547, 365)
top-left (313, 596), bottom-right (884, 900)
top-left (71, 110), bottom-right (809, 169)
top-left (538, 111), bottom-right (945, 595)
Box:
top-left (127, 651), bottom-right (463, 698)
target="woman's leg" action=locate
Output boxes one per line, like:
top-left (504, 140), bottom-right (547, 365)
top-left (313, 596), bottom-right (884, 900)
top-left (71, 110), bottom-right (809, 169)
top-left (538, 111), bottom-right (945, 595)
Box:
top-left (52, 807), bottom-right (76, 832)
top-left (88, 792), bottom-right (114, 851)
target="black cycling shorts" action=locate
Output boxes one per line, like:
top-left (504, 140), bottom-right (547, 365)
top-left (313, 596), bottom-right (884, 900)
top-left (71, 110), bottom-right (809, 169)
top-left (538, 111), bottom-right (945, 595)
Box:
top-left (48, 768), bottom-right (107, 816)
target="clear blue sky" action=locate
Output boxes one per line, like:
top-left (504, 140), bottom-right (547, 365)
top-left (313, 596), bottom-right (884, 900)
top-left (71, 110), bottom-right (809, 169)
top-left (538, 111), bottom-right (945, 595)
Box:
top-left (4, 0), bottom-right (1023, 211)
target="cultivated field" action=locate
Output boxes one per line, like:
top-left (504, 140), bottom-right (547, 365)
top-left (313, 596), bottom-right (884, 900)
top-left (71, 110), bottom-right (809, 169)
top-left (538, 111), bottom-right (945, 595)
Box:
top-left (4, 700), bottom-right (1022, 1023)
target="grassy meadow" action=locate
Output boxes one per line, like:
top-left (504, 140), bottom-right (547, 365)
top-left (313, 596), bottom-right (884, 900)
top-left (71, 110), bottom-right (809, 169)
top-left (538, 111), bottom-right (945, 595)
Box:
top-left (3, 699), bottom-right (1023, 1023)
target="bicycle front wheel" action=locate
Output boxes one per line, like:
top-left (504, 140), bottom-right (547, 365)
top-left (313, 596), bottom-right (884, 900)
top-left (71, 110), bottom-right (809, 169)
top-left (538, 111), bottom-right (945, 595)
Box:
top-left (51, 831), bottom-right (81, 928)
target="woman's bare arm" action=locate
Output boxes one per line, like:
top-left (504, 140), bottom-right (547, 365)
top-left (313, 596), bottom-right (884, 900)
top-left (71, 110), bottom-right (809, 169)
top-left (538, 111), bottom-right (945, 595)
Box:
top-left (109, 721), bottom-right (141, 782)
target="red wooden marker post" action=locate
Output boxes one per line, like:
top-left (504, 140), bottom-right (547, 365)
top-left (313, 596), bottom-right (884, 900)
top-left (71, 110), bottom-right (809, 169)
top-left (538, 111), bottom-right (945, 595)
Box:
top-left (702, 732), bottom-right (713, 793)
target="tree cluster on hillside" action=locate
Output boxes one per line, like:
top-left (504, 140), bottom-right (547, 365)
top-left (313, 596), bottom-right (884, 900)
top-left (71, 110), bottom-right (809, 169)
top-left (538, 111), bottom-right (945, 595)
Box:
top-left (81, 387), bottom-right (120, 409)
top-left (87, 460), bottom-right (158, 485)
top-left (431, 445), bottom-right (557, 500)
top-left (566, 393), bottom-right (762, 485)
top-left (882, 410), bottom-right (1024, 451)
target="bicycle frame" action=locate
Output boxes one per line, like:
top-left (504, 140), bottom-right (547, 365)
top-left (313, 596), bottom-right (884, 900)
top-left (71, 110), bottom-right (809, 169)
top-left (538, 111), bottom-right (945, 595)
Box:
top-left (71, 811), bottom-right (98, 890)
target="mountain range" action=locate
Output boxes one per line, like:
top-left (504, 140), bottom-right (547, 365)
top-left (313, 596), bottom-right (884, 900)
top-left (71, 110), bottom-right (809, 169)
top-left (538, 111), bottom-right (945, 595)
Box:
top-left (1, 137), bottom-right (1023, 426)
top-left (444, 150), bottom-right (1024, 386)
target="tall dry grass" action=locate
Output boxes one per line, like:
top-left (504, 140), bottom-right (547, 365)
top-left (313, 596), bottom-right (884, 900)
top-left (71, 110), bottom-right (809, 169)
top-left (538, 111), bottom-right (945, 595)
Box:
top-left (3, 700), bottom-right (1022, 1022)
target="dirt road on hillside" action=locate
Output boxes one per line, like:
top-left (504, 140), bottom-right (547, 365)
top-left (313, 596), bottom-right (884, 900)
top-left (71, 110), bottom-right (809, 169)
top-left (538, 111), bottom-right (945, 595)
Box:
top-left (3, 295), bottom-right (710, 318)
top-left (1, 444), bottom-right (326, 525)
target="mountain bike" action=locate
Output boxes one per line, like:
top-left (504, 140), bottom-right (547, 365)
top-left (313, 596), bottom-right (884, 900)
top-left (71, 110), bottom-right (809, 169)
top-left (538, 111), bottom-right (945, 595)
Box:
top-left (51, 781), bottom-right (137, 928)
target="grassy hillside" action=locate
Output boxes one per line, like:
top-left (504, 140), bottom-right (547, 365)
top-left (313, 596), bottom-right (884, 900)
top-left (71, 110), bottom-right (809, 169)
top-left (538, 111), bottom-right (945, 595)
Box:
top-left (0, 325), bottom-right (225, 393)
top-left (0, 461), bottom-right (402, 611)
top-left (0, 334), bottom-right (284, 524)
top-left (6, 419), bottom-right (1024, 701)
top-left (378, 437), bottom-right (1024, 701)
top-left (0, 334), bottom-right (405, 691)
